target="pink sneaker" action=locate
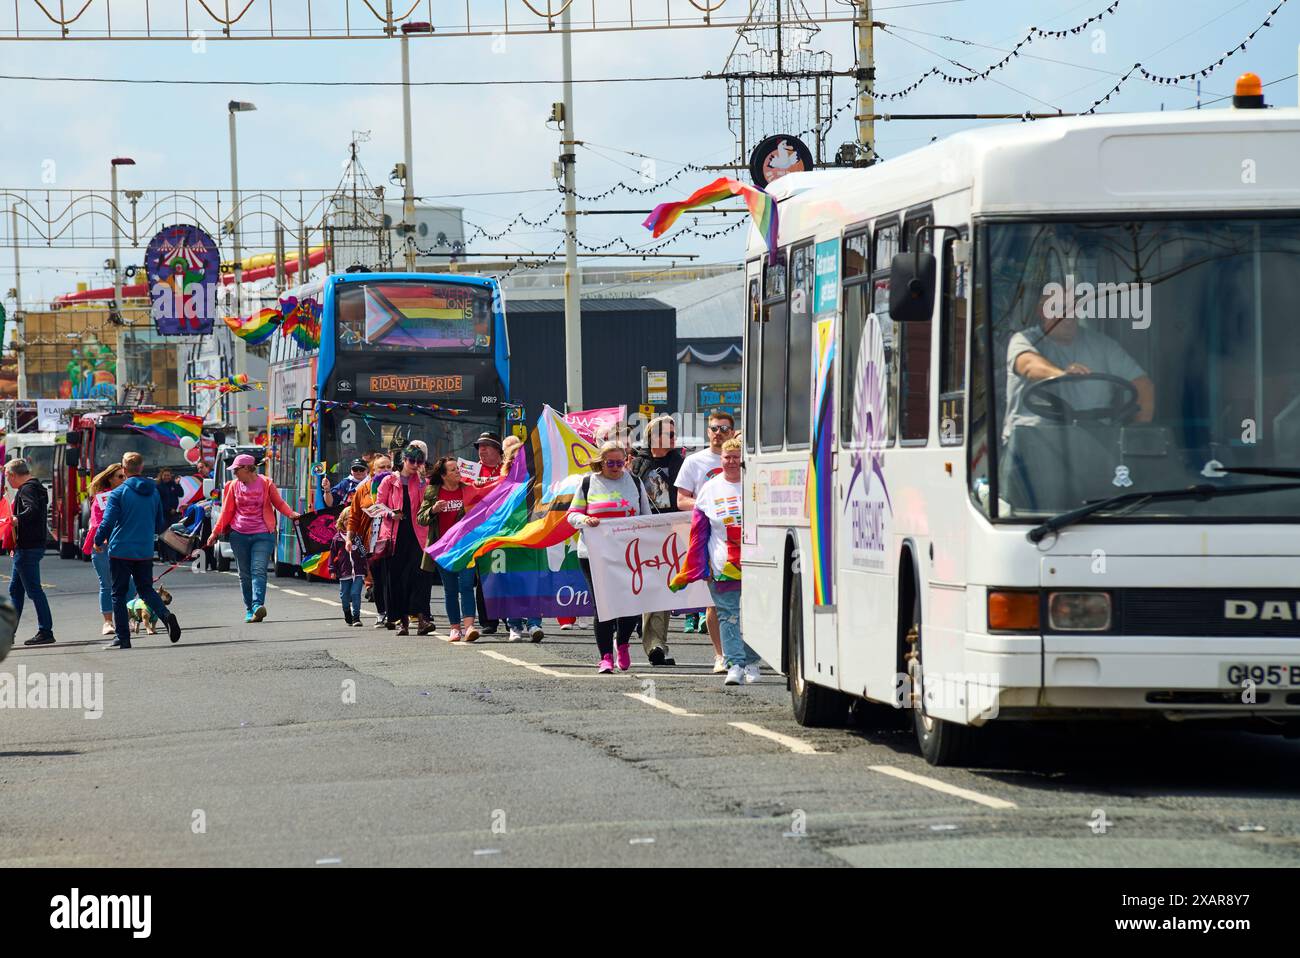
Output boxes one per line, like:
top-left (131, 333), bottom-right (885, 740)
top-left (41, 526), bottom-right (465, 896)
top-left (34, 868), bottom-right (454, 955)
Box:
top-left (597, 654), bottom-right (615, 674)
top-left (616, 643), bottom-right (631, 672)
top-left (448, 627), bottom-right (462, 642)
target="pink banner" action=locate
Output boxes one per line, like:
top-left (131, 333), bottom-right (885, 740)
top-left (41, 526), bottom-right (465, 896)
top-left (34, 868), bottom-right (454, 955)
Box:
top-left (564, 406), bottom-right (627, 444)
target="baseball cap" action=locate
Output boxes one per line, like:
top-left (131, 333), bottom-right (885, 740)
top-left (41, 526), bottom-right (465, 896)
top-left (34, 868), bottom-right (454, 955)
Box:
top-left (227, 453), bottom-right (257, 472)
top-left (349, 458), bottom-right (367, 472)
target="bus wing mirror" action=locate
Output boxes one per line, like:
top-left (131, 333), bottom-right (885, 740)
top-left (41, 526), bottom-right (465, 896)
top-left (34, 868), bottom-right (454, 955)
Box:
top-left (889, 251), bottom-right (937, 323)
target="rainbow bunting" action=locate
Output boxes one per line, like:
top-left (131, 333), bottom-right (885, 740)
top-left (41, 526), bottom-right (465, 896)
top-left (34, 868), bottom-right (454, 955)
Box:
top-left (223, 307), bottom-right (281, 345)
top-left (643, 177), bottom-right (778, 257)
top-left (301, 551), bottom-right (333, 580)
top-left (129, 410), bottom-right (202, 448)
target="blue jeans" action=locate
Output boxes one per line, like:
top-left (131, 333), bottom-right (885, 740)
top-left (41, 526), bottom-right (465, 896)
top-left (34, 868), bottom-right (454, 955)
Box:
top-left (508, 616), bottom-right (542, 632)
top-left (110, 558), bottom-right (171, 643)
top-left (339, 577), bottom-right (364, 617)
top-left (439, 566), bottom-right (477, 623)
top-left (92, 548), bottom-right (135, 614)
top-left (10, 548), bottom-right (53, 633)
top-left (709, 581), bottom-right (757, 667)
top-left (228, 530), bottom-right (276, 613)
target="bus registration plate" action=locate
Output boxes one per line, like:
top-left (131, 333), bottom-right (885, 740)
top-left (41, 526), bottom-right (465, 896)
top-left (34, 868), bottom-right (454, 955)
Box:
top-left (1222, 663), bottom-right (1300, 689)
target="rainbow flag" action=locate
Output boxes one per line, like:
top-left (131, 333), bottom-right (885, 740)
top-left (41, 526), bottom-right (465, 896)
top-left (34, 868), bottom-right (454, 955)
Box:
top-left (187, 373), bottom-right (264, 394)
top-left (363, 284), bottom-right (479, 349)
top-left (301, 551), bottom-right (333, 580)
top-left (643, 177), bottom-right (778, 257)
top-left (177, 475), bottom-right (205, 508)
top-left (670, 509), bottom-right (741, 592)
top-left (130, 410), bottom-right (202, 448)
top-left (223, 307), bottom-right (281, 345)
top-left (426, 405), bottom-right (594, 573)
top-left (280, 294), bottom-right (321, 350)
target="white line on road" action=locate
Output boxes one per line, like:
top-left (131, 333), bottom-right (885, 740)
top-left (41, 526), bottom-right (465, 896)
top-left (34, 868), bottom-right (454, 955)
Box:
top-left (868, 765), bottom-right (1017, 810)
top-left (477, 648), bottom-right (575, 678)
top-left (281, 589), bottom-right (307, 597)
top-left (623, 692), bottom-right (701, 717)
top-left (727, 722), bottom-right (821, 755)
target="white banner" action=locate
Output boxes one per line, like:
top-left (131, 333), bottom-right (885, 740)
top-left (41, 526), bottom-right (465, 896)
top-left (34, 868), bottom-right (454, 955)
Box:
top-left (583, 512), bottom-right (711, 620)
top-left (36, 400), bottom-right (77, 432)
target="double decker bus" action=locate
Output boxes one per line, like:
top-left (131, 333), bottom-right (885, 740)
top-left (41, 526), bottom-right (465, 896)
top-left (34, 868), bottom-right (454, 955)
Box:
top-left (741, 95), bottom-right (1300, 765)
top-left (266, 271), bottom-right (510, 574)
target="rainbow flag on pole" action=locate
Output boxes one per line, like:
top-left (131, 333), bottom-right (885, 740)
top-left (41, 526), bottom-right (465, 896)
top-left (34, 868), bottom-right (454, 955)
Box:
top-left (130, 410), bottom-right (202, 448)
top-left (223, 307), bottom-right (281, 345)
top-left (643, 177), bottom-right (779, 257)
top-left (426, 405), bottom-right (595, 573)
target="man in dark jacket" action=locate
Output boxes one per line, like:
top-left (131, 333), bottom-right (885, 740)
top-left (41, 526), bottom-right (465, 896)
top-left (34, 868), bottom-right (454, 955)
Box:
top-left (94, 452), bottom-right (182, 650)
top-left (6, 459), bottom-right (55, 646)
top-left (156, 467), bottom-right (184, 525)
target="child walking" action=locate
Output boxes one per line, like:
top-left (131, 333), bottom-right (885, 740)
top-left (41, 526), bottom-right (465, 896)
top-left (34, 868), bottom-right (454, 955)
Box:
top-left (330, 507), bottom-right (368, 627)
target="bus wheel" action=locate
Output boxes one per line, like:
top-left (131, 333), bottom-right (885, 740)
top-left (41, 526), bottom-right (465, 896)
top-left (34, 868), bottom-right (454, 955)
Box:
top-left (216, 552), bottom-right (231, 573)
top-left (58, 539), bottom-right (78, 560)
top-left (788, 569), bottom-right (851, 728)
top-left (905, 591), bottom-right (977, 767)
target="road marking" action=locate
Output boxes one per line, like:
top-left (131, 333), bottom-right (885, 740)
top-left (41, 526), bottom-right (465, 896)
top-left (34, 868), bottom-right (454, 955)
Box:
top-left (477, 648), bottom-right (575, 678)
top-left (623, 692), bottom-right (701, 717)
top-left (727, 722), bottom-right (821, 755)
top-left (311, 597), bottom-right (336, 605)
top-left (281, 589), bottom-right (307, 597)
top-left (868, 765), bottom-right (1017, 810)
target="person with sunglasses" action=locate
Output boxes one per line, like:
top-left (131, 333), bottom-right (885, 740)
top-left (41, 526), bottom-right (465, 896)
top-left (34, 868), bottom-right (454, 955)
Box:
top-left (676, 410), bottom-right (734, 673)
top-left (567, 440), bottom-right (652, 673)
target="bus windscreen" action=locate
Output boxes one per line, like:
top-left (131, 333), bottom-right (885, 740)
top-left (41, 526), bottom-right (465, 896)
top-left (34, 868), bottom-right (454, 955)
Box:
top-left (335, 281), bottom-right (492, 354)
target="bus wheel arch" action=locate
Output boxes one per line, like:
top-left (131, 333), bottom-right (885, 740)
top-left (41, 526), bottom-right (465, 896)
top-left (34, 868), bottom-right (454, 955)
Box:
top-left (899, 540), bottom-right (978, 766)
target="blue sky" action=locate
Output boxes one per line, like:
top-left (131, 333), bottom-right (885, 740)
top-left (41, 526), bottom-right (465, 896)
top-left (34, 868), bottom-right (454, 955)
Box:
top-left (1, 0), bottom-right (1297, 305)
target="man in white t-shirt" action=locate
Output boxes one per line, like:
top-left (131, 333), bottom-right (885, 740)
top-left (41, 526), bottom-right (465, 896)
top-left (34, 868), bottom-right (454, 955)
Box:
top-left (676, 410), bottom-right (733, 672)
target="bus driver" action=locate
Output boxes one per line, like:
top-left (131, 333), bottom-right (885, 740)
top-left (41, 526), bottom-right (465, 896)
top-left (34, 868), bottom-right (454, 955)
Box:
top-left (1003, 292), bottom-right (1155, 442)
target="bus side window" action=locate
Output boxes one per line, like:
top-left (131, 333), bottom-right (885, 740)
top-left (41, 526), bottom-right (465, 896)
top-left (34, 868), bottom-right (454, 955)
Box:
top-left (760, 251), bottom-right (789, 452)
top-left (786, 243), bottom-right (815, 449)
top-left (939, 233), bottom-right (968, 446)
top-left (873, 221), bottom-right (900, 445)
top-left (899, 213), bottom-right (932, 444)
top-left (745, 274), bottom-right (761, 453)
top-left (839, 231), bottom-right (871, 447)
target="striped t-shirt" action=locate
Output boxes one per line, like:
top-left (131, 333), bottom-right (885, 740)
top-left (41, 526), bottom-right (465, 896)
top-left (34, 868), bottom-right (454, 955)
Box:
top-left (566, 472), bottom-right (652, 558)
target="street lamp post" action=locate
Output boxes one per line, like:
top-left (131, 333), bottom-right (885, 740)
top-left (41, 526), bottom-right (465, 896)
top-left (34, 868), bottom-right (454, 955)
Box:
top-left (110, 157), bottom-right (134, 406)
top-left (399, 22), bottom-right (433, 273)
top-left (228, 101), bottom-right (256, 441)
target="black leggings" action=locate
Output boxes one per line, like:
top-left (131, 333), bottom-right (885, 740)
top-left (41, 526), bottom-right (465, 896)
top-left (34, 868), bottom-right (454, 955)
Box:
top-left (580, 558), bottom-right (639, 656)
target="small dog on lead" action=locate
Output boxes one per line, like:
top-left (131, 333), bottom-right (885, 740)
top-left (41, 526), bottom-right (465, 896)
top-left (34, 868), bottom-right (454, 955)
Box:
top-left (127, 588), bottom-right (173, 634)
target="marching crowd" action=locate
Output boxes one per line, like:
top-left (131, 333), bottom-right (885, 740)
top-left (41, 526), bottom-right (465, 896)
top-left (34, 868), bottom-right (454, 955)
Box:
top-left (4, 408), bottom-right (760, 685)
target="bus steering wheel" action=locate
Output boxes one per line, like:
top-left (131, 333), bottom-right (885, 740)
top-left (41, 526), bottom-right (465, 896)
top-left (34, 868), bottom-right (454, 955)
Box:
top-left (1020, 372), bottom-right (1140, 425)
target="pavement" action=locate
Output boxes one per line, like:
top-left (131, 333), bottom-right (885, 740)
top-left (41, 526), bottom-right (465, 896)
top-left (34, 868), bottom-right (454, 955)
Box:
top-left (4, 551), bottom-right (1300, 867)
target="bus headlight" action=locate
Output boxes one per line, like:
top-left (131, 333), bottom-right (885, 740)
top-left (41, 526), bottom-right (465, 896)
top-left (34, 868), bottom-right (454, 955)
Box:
top-left (1048, 591), bottom-right (1112, 631)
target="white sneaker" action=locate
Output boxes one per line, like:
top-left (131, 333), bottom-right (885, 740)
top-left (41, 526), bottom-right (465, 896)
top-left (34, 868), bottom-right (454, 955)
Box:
top-left (712, 655), bottom-right (727, 674)
top-left (530, 626), bottom-right (544, 643)
top-left (508, 628), bottom-right (524, 642)
top-left (559, 623), bottom-right (574, 631)
top-left (743, 663), bottom-right (762, 684)
top-left (724, 664), bottom-right (744, 686)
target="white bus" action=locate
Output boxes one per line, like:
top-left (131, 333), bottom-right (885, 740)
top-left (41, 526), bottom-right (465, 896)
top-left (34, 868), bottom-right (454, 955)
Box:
top-left (741, 95), bottom-right (1300, 765)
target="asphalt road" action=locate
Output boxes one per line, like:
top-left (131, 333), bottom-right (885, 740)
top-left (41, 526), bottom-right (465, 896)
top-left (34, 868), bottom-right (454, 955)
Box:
top-left (3, 552), bottom-right (1300, 868)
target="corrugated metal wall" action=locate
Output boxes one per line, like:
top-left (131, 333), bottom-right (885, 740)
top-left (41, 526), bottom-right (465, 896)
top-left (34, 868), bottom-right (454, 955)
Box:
top-left (505, 299), bottom-right (678, 423)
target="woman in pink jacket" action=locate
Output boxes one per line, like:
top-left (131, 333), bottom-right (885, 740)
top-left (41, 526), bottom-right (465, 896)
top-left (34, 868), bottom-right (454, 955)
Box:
top-left (83, 462), bottom-right (134, 635)
top-left (205, 454), bottom-right (299, 623)
top-left (374, 442), bottom-right (433, 636)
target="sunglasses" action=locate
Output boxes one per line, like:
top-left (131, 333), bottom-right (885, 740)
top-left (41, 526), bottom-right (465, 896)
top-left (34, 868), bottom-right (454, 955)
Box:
top-left (603, 459), bottom-right (627, 468)
top-left (708, 424), bottom-right (733, 433)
